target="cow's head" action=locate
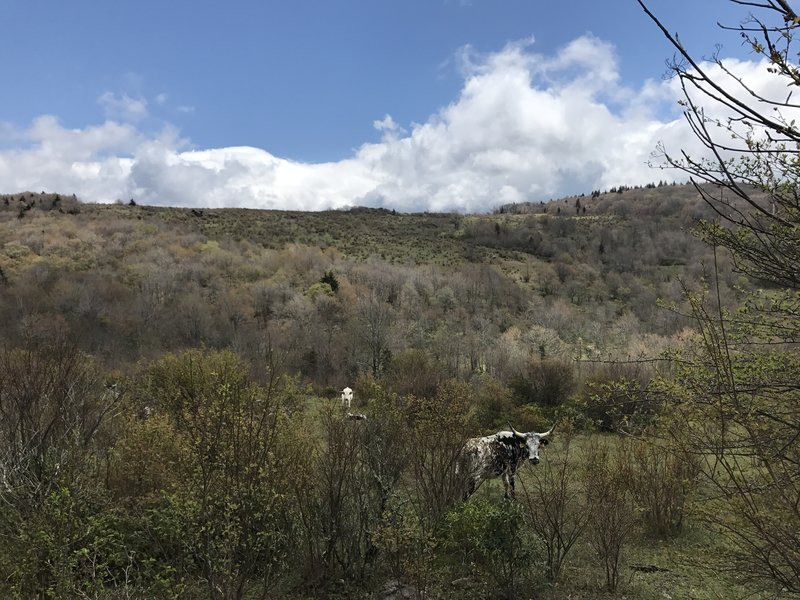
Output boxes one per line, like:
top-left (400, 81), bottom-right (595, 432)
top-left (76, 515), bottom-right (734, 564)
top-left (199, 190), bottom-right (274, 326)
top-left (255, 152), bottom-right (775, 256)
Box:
top-left (509, 423), bottom-right (554, 464)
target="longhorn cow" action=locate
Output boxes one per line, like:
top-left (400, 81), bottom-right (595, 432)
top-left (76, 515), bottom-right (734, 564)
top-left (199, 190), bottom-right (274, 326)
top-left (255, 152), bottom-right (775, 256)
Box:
top-left (462, 424), bottom-right (554, 500)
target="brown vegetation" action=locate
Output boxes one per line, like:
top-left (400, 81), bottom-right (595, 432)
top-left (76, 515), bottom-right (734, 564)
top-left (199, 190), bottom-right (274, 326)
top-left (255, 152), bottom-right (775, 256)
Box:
top-left (0, 179), bottom-right (788, 598)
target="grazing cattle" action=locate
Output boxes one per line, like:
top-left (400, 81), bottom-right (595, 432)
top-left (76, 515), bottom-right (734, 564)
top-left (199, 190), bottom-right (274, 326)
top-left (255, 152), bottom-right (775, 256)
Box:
top-left (462, 424), bottom-right (554, 500)
top-left (341, 386), bottom-right (354, 409)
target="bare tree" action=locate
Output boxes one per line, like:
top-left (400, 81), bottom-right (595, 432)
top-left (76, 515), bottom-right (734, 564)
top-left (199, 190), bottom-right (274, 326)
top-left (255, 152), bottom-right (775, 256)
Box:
top-left (355, 290), bottom-right (394, 377)
top-left (519, 426), bottom-right (588, 581)
top-left (640, 1), bottom-right (800, 592)
top-left (0, 319), bottom-right (123, 595)
top-left (584, 439), bottom-right (636, 593)
top-left (638, 0), bottom-right (800, 289)
top-left (0, 321), bottom-right (119, 500)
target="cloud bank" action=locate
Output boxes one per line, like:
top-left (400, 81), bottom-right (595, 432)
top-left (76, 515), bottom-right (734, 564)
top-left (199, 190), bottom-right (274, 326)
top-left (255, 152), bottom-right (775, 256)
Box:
top-left (0, 35), bottom-right (780, 212)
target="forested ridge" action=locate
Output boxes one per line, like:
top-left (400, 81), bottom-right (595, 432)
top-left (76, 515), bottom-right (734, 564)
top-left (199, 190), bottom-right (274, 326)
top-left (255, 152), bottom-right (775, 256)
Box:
top-left (0, 183), bottom-right (737, 375)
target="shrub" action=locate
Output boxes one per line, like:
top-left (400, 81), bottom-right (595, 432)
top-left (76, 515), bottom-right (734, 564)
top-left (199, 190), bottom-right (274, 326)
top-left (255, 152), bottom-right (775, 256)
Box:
top-left (581, 377), bottom-right (658, 432)
top-left (384, 348), bottom-right (444, 399)
top-left (133, 349), bottom-right (299, 598)
top-left (0, 319), bottom-right (126, 597)
top-left (618, 435), bottom-right (699, 537)
top-left (306, 281), bottom-right (334, 299)
top-left (293, 388), bottom-right (410, 591)
top-left (510, 403), bottom-right (551, 433)
top-left (510, 359), bottom-right (576, 408)
top-left (300, 403), bottom-right (379, 586)
top-left (443, 499), bottom-right (534, 599)
top-left (578, 362), bottom-right (658, 432)
top-left (405, 380), bottom-right (473, 527)
top-left (371, 501), bottom-right (437, 596)
top-left (583, 438), bottom-right (637, 593)
top-left (471, 375), bottom-right (515, 429)
top-left (519, 425), bottom-right (587, 581)
top-left (1, 482), bottom-right (127, 598)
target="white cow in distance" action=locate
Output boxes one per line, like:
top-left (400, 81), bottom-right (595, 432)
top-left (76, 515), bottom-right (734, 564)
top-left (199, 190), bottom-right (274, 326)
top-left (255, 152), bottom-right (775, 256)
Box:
top-left (341, 386), bottom-right (354, 409)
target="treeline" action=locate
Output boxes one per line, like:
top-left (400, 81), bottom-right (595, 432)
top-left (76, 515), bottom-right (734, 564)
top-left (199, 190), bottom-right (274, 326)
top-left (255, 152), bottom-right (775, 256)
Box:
top-left (0, 185), bottom-right (743, 386)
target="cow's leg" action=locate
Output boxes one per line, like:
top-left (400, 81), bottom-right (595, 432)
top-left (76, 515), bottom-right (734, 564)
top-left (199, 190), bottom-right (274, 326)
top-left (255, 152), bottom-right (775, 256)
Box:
top-left (464, 477), bottom-right (477, 501)
top-left (502, 473), bottom-right (516, 500)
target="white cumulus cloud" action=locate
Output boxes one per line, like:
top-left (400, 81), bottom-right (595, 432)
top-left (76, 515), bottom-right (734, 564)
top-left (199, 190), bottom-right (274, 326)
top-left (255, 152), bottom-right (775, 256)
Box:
top-left (0, 35), bottom-right (786, 212)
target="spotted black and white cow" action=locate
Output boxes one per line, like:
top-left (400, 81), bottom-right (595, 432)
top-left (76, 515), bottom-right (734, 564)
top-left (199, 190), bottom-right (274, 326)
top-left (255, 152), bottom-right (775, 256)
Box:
top-left (462, 424), bottom-right (554, 500)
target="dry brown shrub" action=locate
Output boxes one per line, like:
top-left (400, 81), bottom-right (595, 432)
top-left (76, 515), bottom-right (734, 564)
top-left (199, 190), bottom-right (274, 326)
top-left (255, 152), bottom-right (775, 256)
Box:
top-left (618, 434), bottom-right (699, 537)
top-left (519, 424), bottom-right (588, 581)
top-left (583, 438), bottom-right (637, 593)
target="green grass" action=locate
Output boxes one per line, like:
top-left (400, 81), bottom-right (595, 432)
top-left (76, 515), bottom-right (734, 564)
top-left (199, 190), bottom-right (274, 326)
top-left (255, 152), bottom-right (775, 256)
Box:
top-left (501, 433), bottom-right (776, 600)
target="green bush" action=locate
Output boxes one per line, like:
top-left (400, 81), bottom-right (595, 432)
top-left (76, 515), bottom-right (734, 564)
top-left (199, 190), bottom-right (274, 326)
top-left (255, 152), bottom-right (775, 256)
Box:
top-left (618, 435), bottom-right (699, 537)
top-left (0, 477), bottom-right (158, 599)
top-left (471, 375), bottom-right (515, 429)
top-left (371, 500), bottom-right (437, 595)
top-left (510, 359), bottom-right (575, 408)
top-left (129, 349), bottom-right (300, 598)
top-left (510, 403), bottom-right (551, 433)
top-left (581, 377), bottom-right (658, 432)
top-left (443, 499), bottom-right (535, 599)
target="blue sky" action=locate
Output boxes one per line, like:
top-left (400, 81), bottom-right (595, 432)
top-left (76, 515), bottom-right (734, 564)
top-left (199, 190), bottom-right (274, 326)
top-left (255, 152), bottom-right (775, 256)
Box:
top-left (0, 1), bottom-right (777, 211)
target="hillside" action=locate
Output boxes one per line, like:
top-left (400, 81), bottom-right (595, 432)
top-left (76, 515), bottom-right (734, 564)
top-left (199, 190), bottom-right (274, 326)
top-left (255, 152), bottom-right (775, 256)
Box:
top-left (0, 183), bottom-right (738, 375)
top-left (0, 183), bottom-right (773, 599)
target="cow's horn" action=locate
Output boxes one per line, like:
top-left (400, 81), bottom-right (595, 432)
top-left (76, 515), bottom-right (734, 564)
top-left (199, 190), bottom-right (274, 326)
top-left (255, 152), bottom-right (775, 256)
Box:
top-left (508, 423), bottom-right (526, 439)
top-left (538, 424), bottom-right (556, 438)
